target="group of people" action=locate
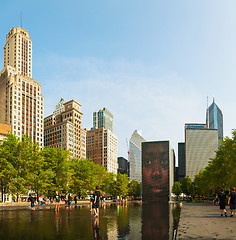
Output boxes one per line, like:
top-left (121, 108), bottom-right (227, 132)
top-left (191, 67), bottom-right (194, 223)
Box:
top-left (214, 187), bottom-right (236, 217)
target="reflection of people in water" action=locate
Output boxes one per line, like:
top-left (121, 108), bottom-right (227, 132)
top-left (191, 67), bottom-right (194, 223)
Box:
top-left (91, 215), bottom-right (100, 240)
top-left (143, 147), bottom-right (169, 199)
top-left (142, 203), bottom-right (169, 240)
top-left (54, 211), bottom-right (61, 235)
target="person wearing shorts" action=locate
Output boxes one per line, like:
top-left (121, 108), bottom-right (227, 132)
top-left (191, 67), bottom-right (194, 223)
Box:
top-left (228, 187), bottom-right (236, 217)
top-left (55, 191), bottom-right (60, 212)
top-left (68, 194), bottom-right (72, 210)
top-left (93, 186), bottom-right (100, 217)
top-left (28, 194), bottom-right (35, 211)
top-left (217, 188), bottom-right (227, 217)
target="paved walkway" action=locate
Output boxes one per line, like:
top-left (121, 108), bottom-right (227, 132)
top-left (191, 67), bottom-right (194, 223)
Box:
top-left (177, 202), bottom-right (236, 240)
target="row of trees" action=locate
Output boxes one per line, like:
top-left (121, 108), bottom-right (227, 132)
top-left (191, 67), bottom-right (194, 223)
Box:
top-left (173, 129), bottom-right (236, 198)
top-left (0, 134), bottom-right (141, 202)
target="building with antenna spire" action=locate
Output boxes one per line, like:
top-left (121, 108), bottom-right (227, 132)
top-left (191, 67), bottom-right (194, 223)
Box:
top-left (0, 26), bottom-right (44, 145)
top-left (206, 98), bottom-right (223, 145)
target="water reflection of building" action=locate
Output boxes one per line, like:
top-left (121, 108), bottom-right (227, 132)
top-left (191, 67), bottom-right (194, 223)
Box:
top-left (142, 141), bottom-right (174, 203)
top-left (142, 203), bottom-right (181, 240)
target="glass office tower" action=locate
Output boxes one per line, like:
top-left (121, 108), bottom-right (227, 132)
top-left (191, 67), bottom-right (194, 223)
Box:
top-left (206, 99), bottom-right (223, 145)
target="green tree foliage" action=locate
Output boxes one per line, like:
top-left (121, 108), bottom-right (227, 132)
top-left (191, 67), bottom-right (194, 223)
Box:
top-left (69, 158), bottom-right (107, 198)
top-left (128, 180), bottom-right (141, 199)
top-left (182, 176), bottom-right (193, 196)
top-left (172, 182), bottom-right (182, 198)
top-left (41, 147), bottom-right (70, 194)
top-left (0, 134), bottom-right (138, 201)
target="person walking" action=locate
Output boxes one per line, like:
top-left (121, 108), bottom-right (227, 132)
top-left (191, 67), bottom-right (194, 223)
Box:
top-left (68, 194), bottom-right (72, 210)
top-left (217, 188), bottom-right (227, 217)
top-left (228, 187), bottom-right (236, 217)
top-left (54, 191), bottom-right (60, 212)
top-left (93, 186), bottom-right (101, 217)
top-left (28, 194), bottom-right (36, 211)
top-left (90, 190), bottom-right (94, 214)
top-left (74, 194), bottom-right (77, 205)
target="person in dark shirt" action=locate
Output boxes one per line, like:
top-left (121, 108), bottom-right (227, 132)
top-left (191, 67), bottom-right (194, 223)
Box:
top-left (217, 188), bottom-right (227, 217)
top-left (68, 194), bottom-right (72, 210)
top-left (228, 187), bottom-right (236, 217)
top-left (93, 186), bottom-right (101, 217)
top-left (74, 195), bottom-right (77, 205)
top-left (28, 194), bottom-right (35, 211)
top-left (54, 191), bottom-right (60, 212)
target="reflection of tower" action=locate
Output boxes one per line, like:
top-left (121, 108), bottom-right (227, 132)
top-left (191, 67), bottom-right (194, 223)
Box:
top-left (107, 214), bottom-right (118, 240)
top-left (129, 130), bottom-right (146, 182)
top-left (142, 203), bottom-right (181, 240)
top-left (128, 204), bottom-right (142, 239)
top-left (117, 204), bottom-right (129, 238)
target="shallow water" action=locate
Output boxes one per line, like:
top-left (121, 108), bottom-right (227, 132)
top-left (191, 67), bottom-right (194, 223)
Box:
top-left (0, 202), bottom-right (181, 240)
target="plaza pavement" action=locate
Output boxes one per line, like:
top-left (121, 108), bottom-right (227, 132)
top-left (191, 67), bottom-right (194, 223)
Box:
top-left (177, 202), bottom-right (236, 240)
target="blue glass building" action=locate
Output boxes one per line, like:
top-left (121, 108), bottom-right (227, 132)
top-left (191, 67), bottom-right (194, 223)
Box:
top-left (206, 99), bottom-right (223, 145)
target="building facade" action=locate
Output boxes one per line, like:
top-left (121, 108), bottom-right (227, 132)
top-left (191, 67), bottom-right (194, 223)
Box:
top-left (0, 26), bottom-right (44, 145)
top-left (117, 157), bottom-right (129, 177)
top-left (206, 99), bottom-right (223, 145)
top-left (185, 124), bottom-right (218, 181)
top-left (0, 123), bottom-right (11, 144)
top-left (129, 130), bottom-right (146, 183)
top-left (93, 107), bottom-right (113, 132)
top-left (44, 99), bottom-right (86, 159)
top-left (178, 142), bottom-right (185, 183)
top-left (86, 128), bottom-right (117, 174)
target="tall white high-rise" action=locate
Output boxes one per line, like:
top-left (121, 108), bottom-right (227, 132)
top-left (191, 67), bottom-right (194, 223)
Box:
top-left (129, 130), bottom-right (146, 182)
top-left (0, 26), bottom-right (44, 145)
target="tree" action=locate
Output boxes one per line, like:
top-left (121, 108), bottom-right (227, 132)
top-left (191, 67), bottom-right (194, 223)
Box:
top-left (41, 147), bottom-right (70, 194)
top-left (172, 182), bottom-right (182, 199)
top-left (128, 180), bottom-right (141, 199)
top-left (193, 129), bottom-right (236, 196)
top-left (182, 176), bottom-right (193, 196)
top-left (69, 158), bottom-right (107, 198)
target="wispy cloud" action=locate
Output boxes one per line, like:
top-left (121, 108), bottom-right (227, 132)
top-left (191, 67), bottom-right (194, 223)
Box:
top-left (35, 54), bottom-right (234, 158)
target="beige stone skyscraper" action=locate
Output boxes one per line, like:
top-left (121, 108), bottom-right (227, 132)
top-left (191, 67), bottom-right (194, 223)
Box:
top-left (0, 26), bottom-right (44, 145)
top-left (44, 99), bottom-right (86, 159)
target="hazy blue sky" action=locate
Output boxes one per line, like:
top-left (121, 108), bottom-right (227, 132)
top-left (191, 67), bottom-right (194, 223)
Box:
top-left (0, 0), bottom-right (236, 159)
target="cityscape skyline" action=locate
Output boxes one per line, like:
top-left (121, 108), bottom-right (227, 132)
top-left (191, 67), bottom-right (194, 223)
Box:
top-left (0, 1), bottom-right (235, 159)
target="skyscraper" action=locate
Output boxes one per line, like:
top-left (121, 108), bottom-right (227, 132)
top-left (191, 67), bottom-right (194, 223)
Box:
top-left (44, 99), bottom-right (86, 159)
top-left (129, 130), bottom-right (146, 183)
top-left (87, 107), bottom-right (117, 173)
top-left (93, 107), bottom-right (113, 132)
top-left (86, 128), bottom-right (118, 174)
top-left (206, 99), bottom-right (223, 145)
top-left (185, 123), bottom-right (218, 181)
top-left (0, 26), bottom-right (44, 145)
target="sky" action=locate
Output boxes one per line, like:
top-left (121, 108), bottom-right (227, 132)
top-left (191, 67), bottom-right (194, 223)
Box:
top-left (0, 0), bottom-right (236, 161)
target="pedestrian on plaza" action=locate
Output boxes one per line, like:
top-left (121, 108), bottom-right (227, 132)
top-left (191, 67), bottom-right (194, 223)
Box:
top-left (74, 194), bottom-right (77, 205)
top-left (90, 190), bottom-right (94, 214)
top-left (68, 194), bottom-right (72, 210)
top-left (228, 187), bottom-right (236, 217)
top-left (93, 186), bottom-right (101, 217)
top-left (217, 188), bottom-right (227, 217)
top-left (28, 194), bottom-right (35, 211)
top-left (54, 191), bottom-right (60, 212)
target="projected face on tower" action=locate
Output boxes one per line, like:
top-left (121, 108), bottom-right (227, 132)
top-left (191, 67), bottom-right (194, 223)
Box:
top-left (142, 142), bottom-right (169, 202)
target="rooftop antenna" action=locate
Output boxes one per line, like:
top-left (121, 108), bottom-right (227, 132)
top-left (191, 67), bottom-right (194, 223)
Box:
top-left (207, 96), bottom-right (209, 128)
top-left (20, 12), bottom-right (22, 27)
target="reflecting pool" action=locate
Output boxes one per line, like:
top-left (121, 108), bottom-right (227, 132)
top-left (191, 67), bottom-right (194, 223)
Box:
top-left (0, 202), bottom-right (181, 240)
